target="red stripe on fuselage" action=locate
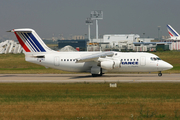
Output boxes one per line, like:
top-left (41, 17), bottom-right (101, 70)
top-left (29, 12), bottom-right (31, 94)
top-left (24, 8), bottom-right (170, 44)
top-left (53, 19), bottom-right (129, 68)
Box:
top-left (14, 32), bottom-right (31, 52)
top-left (168, 31), bottom-right (174, 37)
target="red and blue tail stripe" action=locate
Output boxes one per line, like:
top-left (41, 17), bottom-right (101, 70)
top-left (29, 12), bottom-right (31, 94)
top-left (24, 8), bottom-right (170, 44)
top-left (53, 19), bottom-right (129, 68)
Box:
top-left (14, 32), bottom-right (31, 52)
top-left (15, 31), bottom-right (46, 52)
top-left (167, 25), bottom-right (179, 37)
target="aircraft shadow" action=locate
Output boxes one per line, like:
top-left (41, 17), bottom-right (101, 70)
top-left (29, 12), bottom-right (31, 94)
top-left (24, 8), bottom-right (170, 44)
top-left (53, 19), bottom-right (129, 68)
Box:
top-left (70, 74), bottom-right (156, 79)
top-left (0, 74), bottom-right (157, 80)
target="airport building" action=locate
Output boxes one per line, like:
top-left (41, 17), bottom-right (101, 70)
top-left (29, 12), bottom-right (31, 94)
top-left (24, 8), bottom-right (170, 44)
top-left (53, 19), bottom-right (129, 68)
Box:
top-left (57, 34), bottom-right (173, 52)
top-left (92, 34), bottom-right (141, 43)
top-left (160, 40), bottom-right (180, 50)
top-left (87, 35), bottom-right (173, 52)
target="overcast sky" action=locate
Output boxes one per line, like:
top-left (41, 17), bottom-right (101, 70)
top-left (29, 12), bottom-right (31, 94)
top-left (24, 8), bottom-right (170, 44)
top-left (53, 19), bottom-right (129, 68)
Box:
top-left (1, 0), bottom-right (180, 39)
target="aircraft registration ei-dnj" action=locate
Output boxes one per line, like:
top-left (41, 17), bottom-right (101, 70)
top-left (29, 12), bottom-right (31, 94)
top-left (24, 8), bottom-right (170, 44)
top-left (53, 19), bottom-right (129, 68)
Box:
top-left (8, 28), bottom-right (173, 77)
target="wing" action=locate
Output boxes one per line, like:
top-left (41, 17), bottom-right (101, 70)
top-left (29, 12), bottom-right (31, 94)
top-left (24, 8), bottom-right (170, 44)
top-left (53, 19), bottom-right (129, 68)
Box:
top-left (76, 51), bottom-right (114, 63)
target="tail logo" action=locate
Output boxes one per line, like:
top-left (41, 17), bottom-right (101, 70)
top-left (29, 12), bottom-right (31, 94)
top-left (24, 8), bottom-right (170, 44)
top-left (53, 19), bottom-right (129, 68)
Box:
top-left (15, 32), bottom-right (46, 52)
top-left (167, 25), bottom-right (179, 37)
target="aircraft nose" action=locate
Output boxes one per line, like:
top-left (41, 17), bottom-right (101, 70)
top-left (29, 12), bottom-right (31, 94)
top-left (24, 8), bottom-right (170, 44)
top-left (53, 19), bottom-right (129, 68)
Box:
top-left (165, 62), bottom-right (173, 70)
top-left (158, 61), bottom-right (173, 71)
top-left (168, 63), bottom-right (173, 69)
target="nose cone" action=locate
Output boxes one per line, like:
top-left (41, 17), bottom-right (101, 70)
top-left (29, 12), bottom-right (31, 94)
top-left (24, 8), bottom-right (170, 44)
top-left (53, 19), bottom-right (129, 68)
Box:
top-left (165, 62), bottom-right (173, 70)
top-left (158, 61), bottom-right (173, 71)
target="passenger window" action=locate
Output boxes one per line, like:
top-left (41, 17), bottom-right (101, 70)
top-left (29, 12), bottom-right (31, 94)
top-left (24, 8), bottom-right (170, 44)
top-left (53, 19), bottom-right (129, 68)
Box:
top-left (134, 59), bottom-right (135, 61)
top-left (64, 59), bottom-right (66, 61)
top-left (70, 59), bottom-right (72, 61)
top-left (127, 59), bottom-right (129, 61)
top-left (121, 59), bottom-right (123, 61)
top-left (61, 59), bottom-right (63, 61)
top-left (124, 59), bottom-right (126, 61)
top-left (130, 59), bottom-right (132, 61)
top-left (137, 59), bottom-right (138, 61)
top-left (67, 59), bottom-right (69, 61)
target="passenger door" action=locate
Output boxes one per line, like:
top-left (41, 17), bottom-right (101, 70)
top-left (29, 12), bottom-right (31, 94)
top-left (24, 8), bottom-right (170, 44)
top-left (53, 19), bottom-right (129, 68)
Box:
top-left (140, 56), bottom-right (146, 66)
top-left (54, 56), bottom-right (60, 66)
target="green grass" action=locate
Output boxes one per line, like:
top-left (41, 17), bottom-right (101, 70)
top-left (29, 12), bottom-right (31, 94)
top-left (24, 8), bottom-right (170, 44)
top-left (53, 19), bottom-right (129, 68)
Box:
top-left (0, 83), bottom-right (180, 119)
top-left (0, 83), bottom-right (180, 102)
top-left (0, 51), bottom-right (179, 119)
top-left (0, 51), bottom-right (179, 74)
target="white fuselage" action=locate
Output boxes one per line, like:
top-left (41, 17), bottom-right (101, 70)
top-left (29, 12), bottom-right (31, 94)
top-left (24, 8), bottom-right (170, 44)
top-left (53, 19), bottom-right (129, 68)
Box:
top-left (9, 28), bottom-right (173, 76)
top-left (25, 51), bottom-right (172, 73)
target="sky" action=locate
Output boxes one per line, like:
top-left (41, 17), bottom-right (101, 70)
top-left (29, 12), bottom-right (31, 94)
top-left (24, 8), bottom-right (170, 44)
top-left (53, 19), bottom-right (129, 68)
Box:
top-left (1, 0), bottom-right (180, 40)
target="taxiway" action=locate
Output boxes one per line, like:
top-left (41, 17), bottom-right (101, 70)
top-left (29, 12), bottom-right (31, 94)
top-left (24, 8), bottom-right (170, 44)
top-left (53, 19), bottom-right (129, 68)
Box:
top-left (0, 74), bottom-right (179, 83)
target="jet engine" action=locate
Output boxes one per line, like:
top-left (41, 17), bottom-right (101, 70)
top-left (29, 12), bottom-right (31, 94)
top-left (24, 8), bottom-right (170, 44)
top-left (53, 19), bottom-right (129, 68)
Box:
top-left (100, 60), bottom-right (121, 70)
top-left (113, 59), bottom-right (121, 69)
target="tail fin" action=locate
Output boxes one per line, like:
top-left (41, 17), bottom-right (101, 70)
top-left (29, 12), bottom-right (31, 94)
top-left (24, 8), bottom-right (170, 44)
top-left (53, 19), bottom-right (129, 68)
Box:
top-left (8, 28), bottom-right (52, 53)
top-left (167, 24), bottom-right (180, 38)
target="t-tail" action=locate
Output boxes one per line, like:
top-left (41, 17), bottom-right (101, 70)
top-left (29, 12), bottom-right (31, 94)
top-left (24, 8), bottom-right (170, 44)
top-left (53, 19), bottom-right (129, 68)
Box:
top-left (167, 24), bottom-right (180, 39)
top-left (7, 28), bottom-right (53, 54)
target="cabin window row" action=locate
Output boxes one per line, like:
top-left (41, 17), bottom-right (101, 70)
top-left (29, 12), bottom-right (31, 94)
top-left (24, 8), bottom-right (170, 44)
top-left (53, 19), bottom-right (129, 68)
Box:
top-left (61, 59), bottom-right (76, 62)
top-left (121, 59), bottom-right (139, 62)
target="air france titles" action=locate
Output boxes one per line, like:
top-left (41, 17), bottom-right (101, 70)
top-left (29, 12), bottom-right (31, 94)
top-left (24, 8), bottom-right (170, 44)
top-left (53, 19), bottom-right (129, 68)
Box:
top-left (122, 62), bottom-right (138, 65)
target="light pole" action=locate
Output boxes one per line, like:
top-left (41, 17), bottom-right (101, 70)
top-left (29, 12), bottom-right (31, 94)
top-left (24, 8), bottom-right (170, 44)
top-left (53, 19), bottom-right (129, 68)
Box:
top-left (158, 26), bottom-right (161, 40)
top-left (90, 10), bottom-right (103, 40)
top-left (143, 33), bottom-right (145, 42)
top-left (85, 18), bottom-right (93, 43)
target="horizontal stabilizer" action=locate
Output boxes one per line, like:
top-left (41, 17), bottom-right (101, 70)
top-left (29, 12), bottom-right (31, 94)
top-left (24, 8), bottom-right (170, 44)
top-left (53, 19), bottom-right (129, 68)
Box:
top-left (7, 29), bottom-right (34, 33)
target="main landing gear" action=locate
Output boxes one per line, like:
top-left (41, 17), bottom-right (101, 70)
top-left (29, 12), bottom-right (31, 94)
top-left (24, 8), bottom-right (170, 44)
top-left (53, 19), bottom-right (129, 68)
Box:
top-left (158, 71), bottom-right (162, 77)
top-left (92, 73), bottom-right (102, 77)
top-left (92, 68), bottom-right (103, 77)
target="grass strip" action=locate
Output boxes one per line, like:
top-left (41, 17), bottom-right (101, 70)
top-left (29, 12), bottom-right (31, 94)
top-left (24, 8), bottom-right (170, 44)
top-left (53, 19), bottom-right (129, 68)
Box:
top-left (0, 83), bottom-right (180, 119)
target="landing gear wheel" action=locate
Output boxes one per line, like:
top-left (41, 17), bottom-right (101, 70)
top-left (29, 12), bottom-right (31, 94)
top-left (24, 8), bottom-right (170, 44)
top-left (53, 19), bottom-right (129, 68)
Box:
top-left (92, 74), bottom-right (103, 77)
top-left (92, 68), bottom-right (103, 77)
top-left (92, 74), bottom-right (98, 77)
top-left (158, 72), bottom-right (162, 77)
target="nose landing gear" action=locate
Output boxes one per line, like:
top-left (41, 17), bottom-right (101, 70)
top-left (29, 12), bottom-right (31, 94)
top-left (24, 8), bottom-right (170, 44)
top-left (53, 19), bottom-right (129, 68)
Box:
top-left (158, 71), bottom-right (162, 77)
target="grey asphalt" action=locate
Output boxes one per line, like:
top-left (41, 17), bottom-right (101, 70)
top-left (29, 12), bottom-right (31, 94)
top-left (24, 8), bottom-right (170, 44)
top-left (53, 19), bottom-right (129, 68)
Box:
top-left (0, 74), bottom-right (179, 83)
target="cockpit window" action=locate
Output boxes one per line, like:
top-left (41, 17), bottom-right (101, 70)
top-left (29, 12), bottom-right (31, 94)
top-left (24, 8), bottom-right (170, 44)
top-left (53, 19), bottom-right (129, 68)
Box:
top-left (150, 57), bottom-right (161, 61)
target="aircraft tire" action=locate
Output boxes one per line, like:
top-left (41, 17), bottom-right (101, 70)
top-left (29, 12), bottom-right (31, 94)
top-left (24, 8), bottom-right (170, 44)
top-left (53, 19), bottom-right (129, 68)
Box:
top-left (158, 72), bottom-right (162, 77)
top-left (92, 74), bottom-right (98, 77)
top-left (92, 73), bottom-right (103, 77)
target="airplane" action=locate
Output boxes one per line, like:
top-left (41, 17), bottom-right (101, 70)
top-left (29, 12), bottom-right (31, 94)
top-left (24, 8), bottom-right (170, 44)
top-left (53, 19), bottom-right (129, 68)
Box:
top-left (8, 28), bottom-right (173, 77)
top-left (167, 24), bottom-right (180, 40)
